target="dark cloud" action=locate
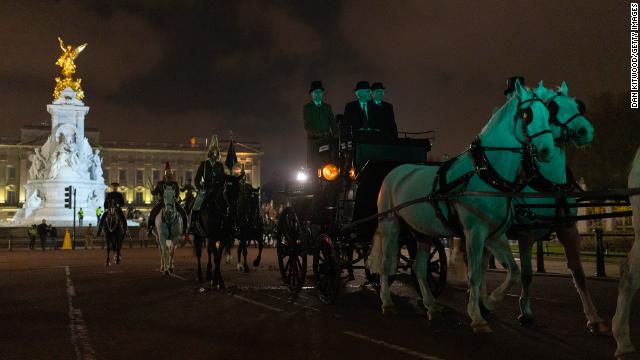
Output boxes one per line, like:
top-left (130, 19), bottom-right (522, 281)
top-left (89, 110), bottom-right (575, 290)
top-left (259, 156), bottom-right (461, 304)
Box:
top-left (0, 0), bottom-right (631, 177)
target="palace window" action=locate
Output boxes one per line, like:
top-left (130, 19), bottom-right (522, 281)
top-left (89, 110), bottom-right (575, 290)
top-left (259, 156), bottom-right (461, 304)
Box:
top-left (136, 169), bottom-right (144, 185)
top-left (119, 169), bottom-right (127, 184)
top-left (6, 166), bottom-right (16, 181)
top-left (135, 191), bottom-right (144, 205)
top-left (152, 169), bottom-right (160, 183)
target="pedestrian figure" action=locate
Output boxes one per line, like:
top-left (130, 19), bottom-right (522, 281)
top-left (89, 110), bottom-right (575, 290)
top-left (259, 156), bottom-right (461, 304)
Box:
top-left (96, 206), bottom-right (102, 224)
top-left (50, 226), bottom-right (58, 249)
top-left (27, 224), bottom-right (37, 250)
top-left (86, 223), bottom-right (95, 249)
top-left (78, 208), bottom-right (84, 227)
top-left (36, 219), bottom-right (48, 251)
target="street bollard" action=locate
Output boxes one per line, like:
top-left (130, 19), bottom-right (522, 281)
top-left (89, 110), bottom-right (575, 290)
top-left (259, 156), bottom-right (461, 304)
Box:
top-left (594, 228), bottom-right (607, 277)
top-left (536, 237), bottom-right (546, 273)
top-left (8, 233), bottom-right (12, 252)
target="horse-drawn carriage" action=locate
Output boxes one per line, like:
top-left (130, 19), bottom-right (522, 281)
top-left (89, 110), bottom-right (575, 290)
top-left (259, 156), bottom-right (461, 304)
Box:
top-left (276, 129), bottom-right (448, 304)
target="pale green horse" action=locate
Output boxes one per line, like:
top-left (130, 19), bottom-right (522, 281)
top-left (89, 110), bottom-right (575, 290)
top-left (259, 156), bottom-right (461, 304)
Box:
top-left (612, 146), bottom-right (640, 358)
top-left (507, 82), bottom-right (604, 332)
top-left (154, 188), bottom-right (184, 275)
top-left (369, 80), bottom-right (555, 333)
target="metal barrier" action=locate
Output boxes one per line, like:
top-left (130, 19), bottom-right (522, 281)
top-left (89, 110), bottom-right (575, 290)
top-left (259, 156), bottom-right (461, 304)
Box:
top-left (530, 228), bottom-right (635, 278)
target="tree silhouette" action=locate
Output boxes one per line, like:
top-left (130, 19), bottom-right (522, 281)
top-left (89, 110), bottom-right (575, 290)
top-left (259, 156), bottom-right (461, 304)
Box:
top-left (567, 92), bottom-right (640, 189)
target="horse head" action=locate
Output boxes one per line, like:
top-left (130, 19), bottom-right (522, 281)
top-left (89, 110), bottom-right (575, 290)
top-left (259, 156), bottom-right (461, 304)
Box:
top-left (539, 81), bottom-right (593, 147)
top-left (485, 80), bottom-right (555, 163)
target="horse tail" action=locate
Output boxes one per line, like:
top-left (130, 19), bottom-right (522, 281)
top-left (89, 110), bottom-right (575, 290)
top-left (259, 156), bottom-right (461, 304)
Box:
top-left (368, 179), bottom-right (399, 275)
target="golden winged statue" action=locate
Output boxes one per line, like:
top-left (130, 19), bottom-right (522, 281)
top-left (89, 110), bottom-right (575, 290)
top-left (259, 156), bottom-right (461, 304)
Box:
top-left (53, 37), bottom-right (87, 100)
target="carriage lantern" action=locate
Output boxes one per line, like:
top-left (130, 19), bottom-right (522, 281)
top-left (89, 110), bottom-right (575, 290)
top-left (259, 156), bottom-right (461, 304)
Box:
top-left (321, 163), bottom-right (339, 181)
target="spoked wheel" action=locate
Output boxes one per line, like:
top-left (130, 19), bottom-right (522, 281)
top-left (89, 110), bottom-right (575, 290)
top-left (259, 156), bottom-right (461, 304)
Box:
top-left (277, 207), bottom-right (308, 292)
top-left (313, 233), bottom-right (340, 304)
top-left (424, 239), bottom-right (447, 298)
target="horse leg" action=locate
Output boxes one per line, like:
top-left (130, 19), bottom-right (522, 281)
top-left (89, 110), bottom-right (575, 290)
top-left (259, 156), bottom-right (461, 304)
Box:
top-left (242, 240), bottom-right (249, 273)
top-left (215, 240), bottom-right (225, 289)
top-left (375, 217), bottom-right (400, 314)
top-left (106, 237), bottom-right (111, 266)
top-left (236, 239), bottom-right (244, 272)
top-left (414, 240), bottom-right (443, 320)
top-left (517, 235), bottom-right (535, 326)
top-left (206, 238), bottom-right (214, 283)
top-left (253, 235), bottom-right (263, 267)
top-left (483, 235), bottom-right (520, 312)
top-left (465, 228), bottom-right (492, 333)
top-left (194, 236), bottom-right (203, 282)
top-left (167, 239), bottom-right (175, 274)
top-left (557, 225), bottom-right (607, 333)
top-left (613, 255), bottom-right (640, 357)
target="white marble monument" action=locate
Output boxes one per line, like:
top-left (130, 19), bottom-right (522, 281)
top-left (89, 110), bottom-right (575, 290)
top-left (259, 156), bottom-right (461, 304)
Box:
top-left (12, 87), bottom-right (105, 225)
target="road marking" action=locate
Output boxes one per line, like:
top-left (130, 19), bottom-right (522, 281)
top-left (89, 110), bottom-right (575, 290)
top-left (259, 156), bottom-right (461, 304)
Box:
top-left (232, 294), bottom-right (284, 312)
top-left (262, 293), bottom-right (321, 312)
top-left (65, 266), bottom-right (97, 360)
top-left (343, 331), bottom-right (445, 360)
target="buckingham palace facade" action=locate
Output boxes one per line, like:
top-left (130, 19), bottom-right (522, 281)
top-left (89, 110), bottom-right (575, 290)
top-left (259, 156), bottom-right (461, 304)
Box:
top-left (0, 125), bottom-right (262, 221)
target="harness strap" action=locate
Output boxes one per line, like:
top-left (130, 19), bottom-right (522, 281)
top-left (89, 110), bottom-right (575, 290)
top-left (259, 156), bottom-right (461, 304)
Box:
top-left (470, 138), bottom-right (524, 193)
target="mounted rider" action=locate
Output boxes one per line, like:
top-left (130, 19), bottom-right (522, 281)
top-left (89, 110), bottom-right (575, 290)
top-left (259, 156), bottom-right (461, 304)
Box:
top-left (147, 162), bottom-right (188, 236)
top-left (189, 135), bottom-right (229, 233)
top-left (97, 182), bottom-right (127, 236)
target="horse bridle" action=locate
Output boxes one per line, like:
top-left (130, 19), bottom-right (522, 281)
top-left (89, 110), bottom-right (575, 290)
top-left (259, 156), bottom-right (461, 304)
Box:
top-left (481, 95), bottom-right (552, 159)
top-left (544, 92), bottom-right (586, 143)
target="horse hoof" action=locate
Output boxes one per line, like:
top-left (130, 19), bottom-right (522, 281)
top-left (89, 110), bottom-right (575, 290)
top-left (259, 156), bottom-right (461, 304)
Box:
top-left (382, 306), bottom-right (396, 315)
top-left (615, 345), bottom-right (636, 359)
top-left (253, 259), bottom-right (261, 267)
top-left (587, 321), bottom-right (609, 335)
top-left (244, 265), bottom-right (249, 273)
top-left (472, 323), bottom-right (493, 334)
top-left (518, 314), bottom-right (536, 327)
top-left (236, 264), bottom-right (243, 272)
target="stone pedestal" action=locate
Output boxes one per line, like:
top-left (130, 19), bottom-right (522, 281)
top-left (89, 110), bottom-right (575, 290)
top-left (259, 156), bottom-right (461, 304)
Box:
top-left (12, 88), bottom-right (105, 226)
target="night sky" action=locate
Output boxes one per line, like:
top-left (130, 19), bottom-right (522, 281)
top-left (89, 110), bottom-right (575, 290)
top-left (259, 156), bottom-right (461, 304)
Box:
top-left (0, 0), bottom-right (631, 178)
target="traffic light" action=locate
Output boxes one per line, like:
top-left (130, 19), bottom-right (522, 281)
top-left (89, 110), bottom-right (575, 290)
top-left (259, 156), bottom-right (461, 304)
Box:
top-left (64, 186), bottom-right (73, 209)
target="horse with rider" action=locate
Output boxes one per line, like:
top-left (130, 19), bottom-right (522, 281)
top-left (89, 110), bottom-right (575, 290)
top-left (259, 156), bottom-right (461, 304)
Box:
top-left (97, 182), bottom-right (128, 265)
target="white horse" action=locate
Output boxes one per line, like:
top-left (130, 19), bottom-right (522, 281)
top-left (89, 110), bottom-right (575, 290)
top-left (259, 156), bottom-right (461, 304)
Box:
top-left (154, 188), bottom-right (184, 275)
top-left (369, 80), bottom-right (555, 333)
top-left (612, 146), bottom-right (640, 358)
top-left (506, 82), bottom-right (605, 332)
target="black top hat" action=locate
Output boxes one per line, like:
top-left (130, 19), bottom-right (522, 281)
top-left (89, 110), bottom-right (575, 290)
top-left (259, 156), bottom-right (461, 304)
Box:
top-left (309, 80), bottom-right (324, 93)
top-left (371, 82), bottom-right (385, 90)
top-left (504, 76), bottom-right (525, 95)
top-left (110, 182), bottom-right (120, 187)
top-left (354, 81), bottom-right (371, 91)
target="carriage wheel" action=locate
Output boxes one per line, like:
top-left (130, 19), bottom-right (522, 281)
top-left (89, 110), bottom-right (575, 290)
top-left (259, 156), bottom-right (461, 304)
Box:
top-left (313, 234), bottom-right (340, 304)
top-left (423, 239), bottom-right (447, 298)
top-left (277, 207), bottom-right (308, 292)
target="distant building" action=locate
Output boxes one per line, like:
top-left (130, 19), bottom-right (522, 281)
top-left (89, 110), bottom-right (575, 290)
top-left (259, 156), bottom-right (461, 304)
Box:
top-left (0, 125), bottom-right (262, 221)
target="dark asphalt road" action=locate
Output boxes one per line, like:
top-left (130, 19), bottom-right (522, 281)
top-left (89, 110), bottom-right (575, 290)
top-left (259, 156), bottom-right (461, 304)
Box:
top-left (1, 247), bottom-right (639, 360)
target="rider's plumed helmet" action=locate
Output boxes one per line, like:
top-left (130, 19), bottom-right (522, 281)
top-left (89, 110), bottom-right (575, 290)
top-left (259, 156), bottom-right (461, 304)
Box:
top-left (164, 162), bottom-right (175, 180)
top-left (207, 135), bottom-right (221, 161)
